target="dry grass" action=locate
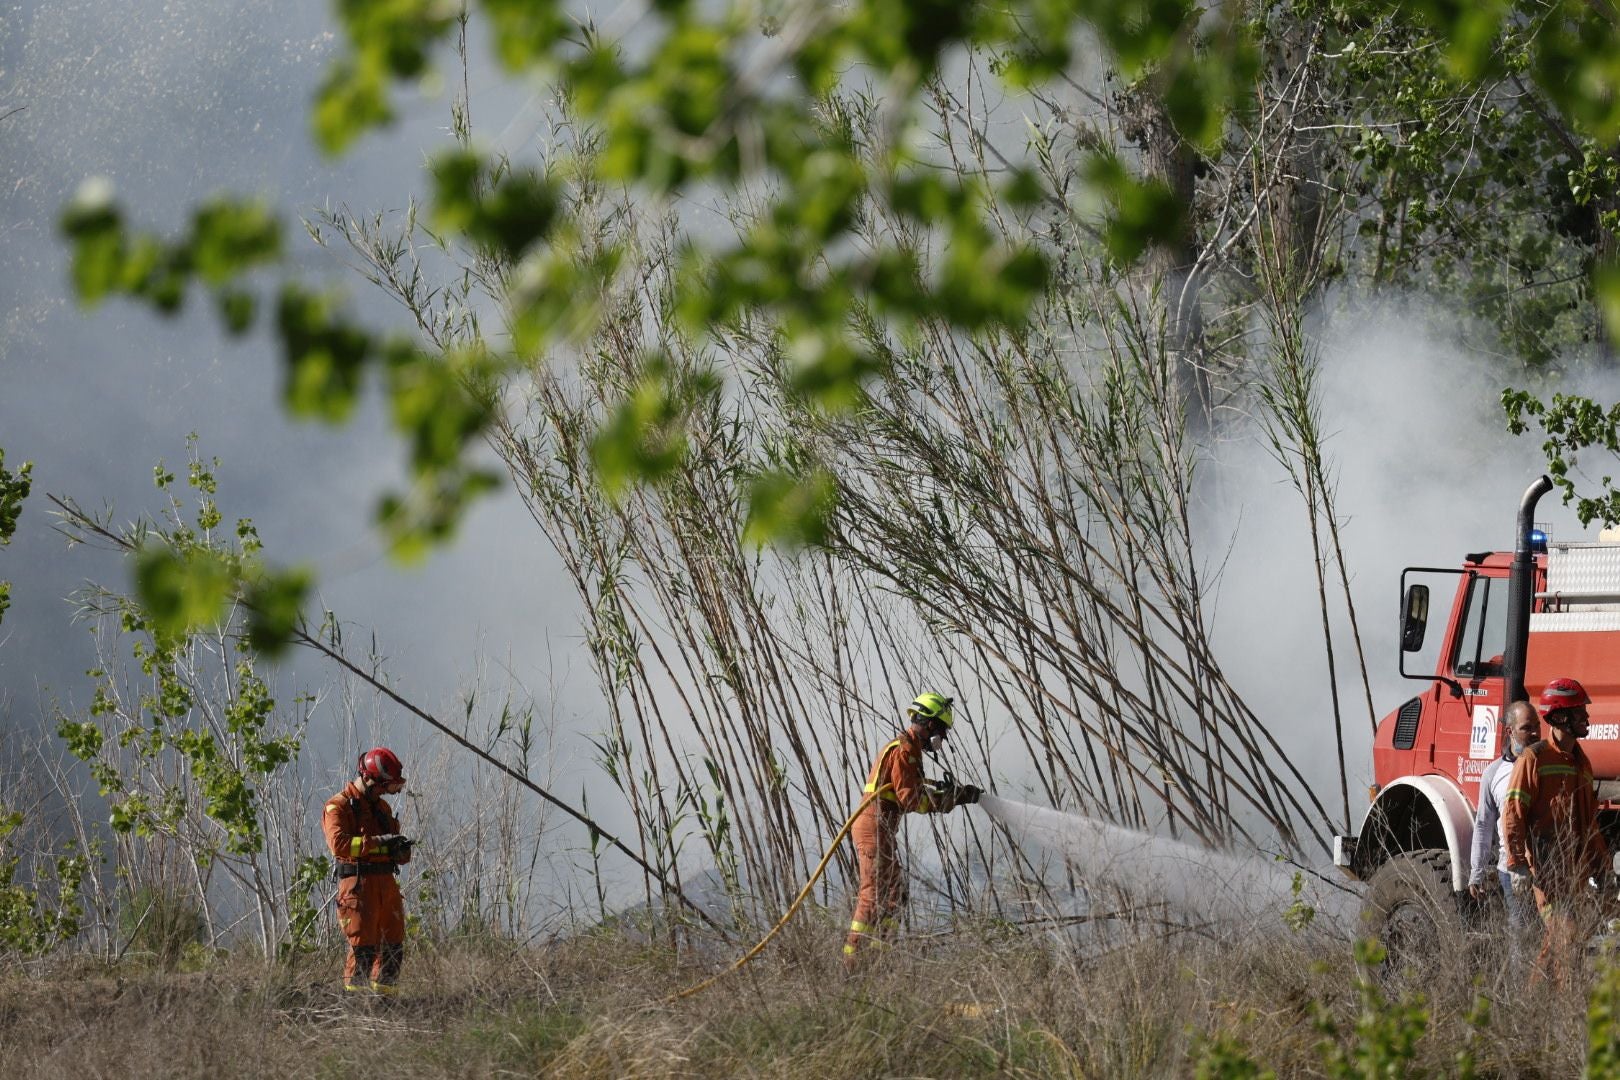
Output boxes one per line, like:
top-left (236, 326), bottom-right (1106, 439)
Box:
top-left (0, 913), bottom-right (1594, 1078)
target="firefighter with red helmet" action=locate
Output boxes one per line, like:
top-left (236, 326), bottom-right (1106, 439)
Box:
top-left (843, 692), bottom-right (981, 973)
top-left (1502, 677), bottom-right (1611, 987)
top-left (322, 746), bottom-right (413, 994)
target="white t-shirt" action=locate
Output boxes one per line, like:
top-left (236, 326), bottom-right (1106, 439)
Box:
top-left (1468, 754), bottom-right (1516, 885)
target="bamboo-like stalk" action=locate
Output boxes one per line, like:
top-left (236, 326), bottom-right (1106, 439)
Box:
top-left (291, 33), bottom-right (1390, 937)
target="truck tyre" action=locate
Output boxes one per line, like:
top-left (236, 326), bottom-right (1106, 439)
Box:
top-left (1358, 848), bottom-right (1466, 985)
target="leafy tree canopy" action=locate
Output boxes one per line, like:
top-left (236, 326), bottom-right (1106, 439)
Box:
top-left (56, 0), bottom-right (1620, 643)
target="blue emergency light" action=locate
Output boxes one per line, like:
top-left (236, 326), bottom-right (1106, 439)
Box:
top-left (1530, 527), bottom-right (1548, 553)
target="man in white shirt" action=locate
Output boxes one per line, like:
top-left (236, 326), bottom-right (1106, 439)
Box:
top-left (1469, 701), bottom-right (1541, 935)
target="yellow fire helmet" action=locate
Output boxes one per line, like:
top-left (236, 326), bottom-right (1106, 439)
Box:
top-left (909, 692), bottom-right (954, 728)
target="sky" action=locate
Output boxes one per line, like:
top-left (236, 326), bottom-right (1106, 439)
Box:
top-left (0, 2), bottom-right (581, 785)
top-left (2, 0), bottom-right (1614, 895)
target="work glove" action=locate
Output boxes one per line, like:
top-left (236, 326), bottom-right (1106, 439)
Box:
top-left (953, 784), bottom-right (983, 806)
top-left (1507, 866), bottom-right (1534, 895)
top-left (377, 835), bottom-right (414, 860)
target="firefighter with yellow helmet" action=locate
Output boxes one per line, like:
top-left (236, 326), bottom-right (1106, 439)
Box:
top-left (843, 692), bottom-right (981, 972)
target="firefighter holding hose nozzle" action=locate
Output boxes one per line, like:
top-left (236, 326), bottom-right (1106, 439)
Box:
top-left (843, 692), bottom-right (981, 973)
top-left (323, 746), bottom-right (414, 995)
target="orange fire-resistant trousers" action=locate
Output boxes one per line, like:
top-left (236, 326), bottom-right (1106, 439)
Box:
top-left (337, 872), bottom-right (405, 990)
top-left (844, 802), bottom-right (905, 969)
top-left (1531, 880), bottom-right (1602, 990)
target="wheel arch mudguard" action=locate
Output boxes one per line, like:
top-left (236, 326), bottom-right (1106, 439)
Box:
top-left (1350, 775), bottom-right (1473, 891)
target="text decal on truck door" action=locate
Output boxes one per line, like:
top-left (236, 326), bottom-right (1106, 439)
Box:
top-left (1470, 705), bottom-right (1499, 759)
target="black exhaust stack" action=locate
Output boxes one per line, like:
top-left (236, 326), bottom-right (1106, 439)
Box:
top-left (1503, 474), bottom-right (1554, 705)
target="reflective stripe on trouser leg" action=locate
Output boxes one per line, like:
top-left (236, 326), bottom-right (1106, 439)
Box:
top-left (344, 945), bottom-right (377, 989)
top-left (846, 806), bottom-right (901, 958)
top-left (339, 872), bottom-right (406, 988)
top-left (372, 941), bottom-right (404, 988)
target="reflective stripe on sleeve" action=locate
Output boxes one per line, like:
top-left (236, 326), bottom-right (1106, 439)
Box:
top-left (849, 919), bottom-right (872, 934)
top-left (1505, 789), bottom-right (1531, 803)
top-left (349, 836), bottom-right (365, 858)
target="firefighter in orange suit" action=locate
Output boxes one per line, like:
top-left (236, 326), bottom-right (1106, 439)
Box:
top-left (323, 746), bottom-right (414, 993)
top-left (1502, 677), bottom-right (1611, 988)
top-left (843, 692), bottom-right (981, 972)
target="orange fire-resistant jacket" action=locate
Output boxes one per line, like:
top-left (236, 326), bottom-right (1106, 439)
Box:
top-left (861, 726), bottom-right (950, 816)
top-left (322, 780), bottom-right (412, 867)
top-left (1502, 738), bottom-right (1608, 897)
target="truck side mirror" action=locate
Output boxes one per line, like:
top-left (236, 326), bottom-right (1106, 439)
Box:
top-left (1401, 584), bottom-right (1430, 652)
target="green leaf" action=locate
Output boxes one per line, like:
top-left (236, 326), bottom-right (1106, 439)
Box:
top-left (1444, 1), bottom-right (1508, 82)
top-left (428, 150), bottom-right (483, 233)
top-left (481, 0), bottom-right (567, 72)
top-left (383, 342), bottom-right (497, 471)
top-left (590, 361), bottom-right (719, 495)
top-left (217, 289), bottom-right (257, 336)
top-left (60, 178), bottom-right (126, 306)
top-left (133, 546), bottom-right (234, 643)
top-left (743, 469), bottom-right (836, 549)
top-left (313, 0), bottom-right (459, 155)
top-left (335, 0), bottom-right (453, 78)
top-left (312, 59), bottom-right (392, 156)
top-left (0, 452), bottom-right (32, 547)
top-left (243, 568), bottom-right (311, 657)
top-left (376, 467), bottom-right (501, 561)
top-left (275, 286), bottom-right (373, 420)
top-left (429, 151), bottom-right (559, 259)
top-left (787, 149), bottom-right (865, 241)
top-left (1087, 0), bottom-right (1193, 76)
top-left (509, 236), bottom-right (622, 353)
top-left (1085, 153), bottom-right (1185, 264)
top-left (1596, 262), bottom-right (1620, 348)
top-left (189, 198), bottom-right (282, 285)
top-left (846, 0), bottom-right (975, 75)
top-left (1002, 167), bottom-right (1046, 210)
top-left (784, 323), bottom-right (880, 411)
top-left (1163, 43), bottom-right (1256, 153)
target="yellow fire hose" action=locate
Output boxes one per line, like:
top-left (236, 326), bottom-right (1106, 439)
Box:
top-left (667, 785), bottom-right (889, 1002)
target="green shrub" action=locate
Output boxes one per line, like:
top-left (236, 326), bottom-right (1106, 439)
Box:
top-left (120, 885), bottom-right (205, 970)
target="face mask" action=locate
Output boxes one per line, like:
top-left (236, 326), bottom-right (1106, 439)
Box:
top-left (928, 732), bottom-right (945, 753)
top-left (1509, 739), bottom-right (1527, 758)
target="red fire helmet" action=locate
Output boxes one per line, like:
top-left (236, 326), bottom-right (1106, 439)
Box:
top-left (1539, 677), bottom-right (1591, 713)
top-left (358, 746), bottom-right (404, 783)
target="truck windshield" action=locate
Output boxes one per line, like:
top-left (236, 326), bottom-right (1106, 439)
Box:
top-left (1453, 574), bottom-right (1507, 678)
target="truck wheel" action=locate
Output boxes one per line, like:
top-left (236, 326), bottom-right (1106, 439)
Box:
top-left (1359, 849), bottom-right (1466, 985)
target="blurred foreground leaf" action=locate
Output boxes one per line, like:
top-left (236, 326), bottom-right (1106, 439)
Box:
top-left (743, 469), bottom-right (836, 549)
top-left (134, 546), bottom-right (235, 644)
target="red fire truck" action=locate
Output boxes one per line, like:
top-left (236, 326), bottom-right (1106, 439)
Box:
top-left (1335, 475), bottom-right (1620, 950)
